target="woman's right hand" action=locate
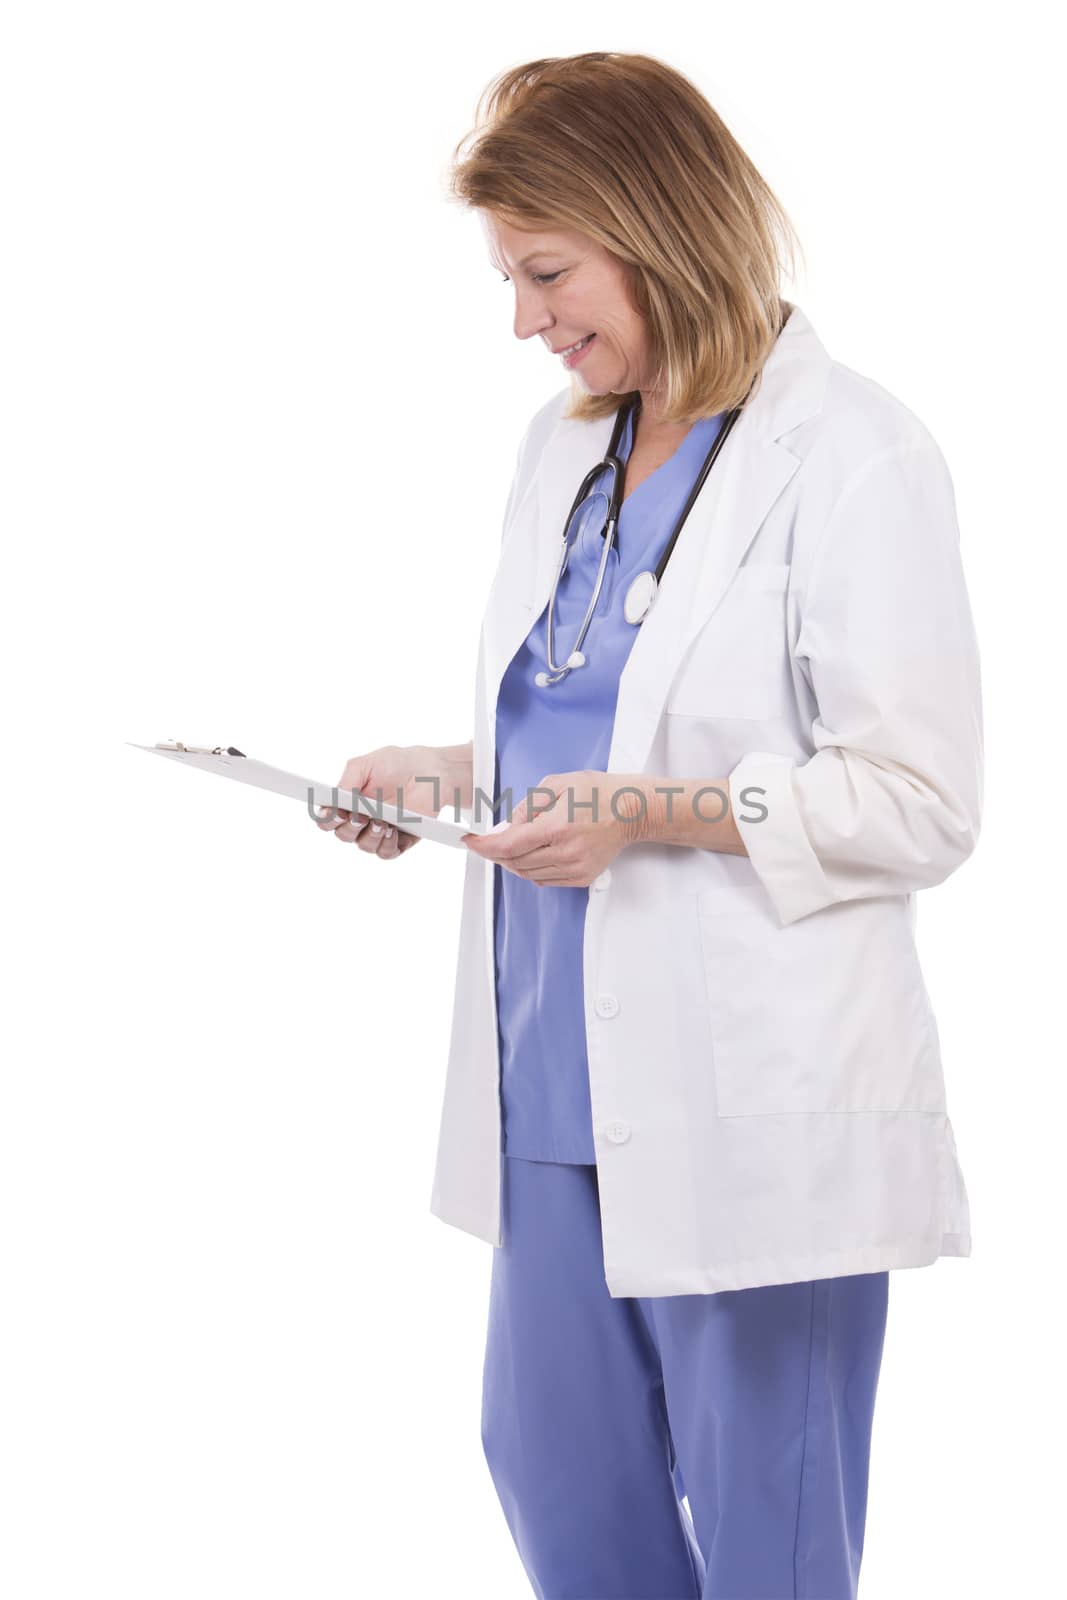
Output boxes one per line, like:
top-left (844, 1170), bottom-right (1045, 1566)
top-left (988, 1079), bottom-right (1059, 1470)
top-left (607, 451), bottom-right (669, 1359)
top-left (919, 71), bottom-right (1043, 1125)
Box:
top-left (314, 744), bottom-right (462, 861)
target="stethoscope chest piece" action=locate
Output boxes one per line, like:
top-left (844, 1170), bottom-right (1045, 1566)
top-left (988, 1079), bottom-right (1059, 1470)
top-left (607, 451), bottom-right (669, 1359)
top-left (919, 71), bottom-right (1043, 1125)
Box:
top-left (623, 569), bottom-right (658, 625)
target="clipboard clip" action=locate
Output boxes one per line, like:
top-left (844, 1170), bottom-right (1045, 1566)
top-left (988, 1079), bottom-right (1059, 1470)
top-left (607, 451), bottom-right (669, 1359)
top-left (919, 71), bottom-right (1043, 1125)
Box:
top-left (155, 741), bottom-right (246, 757)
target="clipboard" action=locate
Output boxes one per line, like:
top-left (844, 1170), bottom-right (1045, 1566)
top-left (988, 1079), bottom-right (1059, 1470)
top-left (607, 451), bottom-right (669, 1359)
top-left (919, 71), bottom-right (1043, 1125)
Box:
top-left (127, 741), bottom-right (492, 848)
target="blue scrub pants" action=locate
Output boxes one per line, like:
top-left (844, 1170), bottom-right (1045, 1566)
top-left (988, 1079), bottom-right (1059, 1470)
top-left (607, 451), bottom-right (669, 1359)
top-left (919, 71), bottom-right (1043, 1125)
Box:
top-left (481, 1156), bottom-right (889, 1600)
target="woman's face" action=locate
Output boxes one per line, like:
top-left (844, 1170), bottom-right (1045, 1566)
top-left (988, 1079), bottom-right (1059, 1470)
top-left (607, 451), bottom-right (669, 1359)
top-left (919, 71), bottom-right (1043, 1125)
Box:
top-left (482, 213), bottom-right (655, 401)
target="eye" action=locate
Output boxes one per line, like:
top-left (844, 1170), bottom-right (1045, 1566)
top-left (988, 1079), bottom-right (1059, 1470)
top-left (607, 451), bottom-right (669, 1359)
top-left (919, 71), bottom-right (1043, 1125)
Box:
top-left (499, 271), bottom-right (563, 285)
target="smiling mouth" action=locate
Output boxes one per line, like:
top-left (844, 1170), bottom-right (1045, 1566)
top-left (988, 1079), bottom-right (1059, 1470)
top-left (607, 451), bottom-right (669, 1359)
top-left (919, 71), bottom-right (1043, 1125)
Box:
top-left (556, 333), bottom-right (596, 356)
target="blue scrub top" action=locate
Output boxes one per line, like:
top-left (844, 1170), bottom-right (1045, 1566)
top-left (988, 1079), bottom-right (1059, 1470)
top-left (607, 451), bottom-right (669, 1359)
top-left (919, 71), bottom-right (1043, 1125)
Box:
top-left (492, 402), bottom-right (726, 1162)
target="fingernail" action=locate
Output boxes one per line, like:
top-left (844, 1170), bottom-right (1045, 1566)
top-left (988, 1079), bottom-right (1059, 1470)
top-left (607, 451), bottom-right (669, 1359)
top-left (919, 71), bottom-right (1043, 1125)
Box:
top-left (371, 823), bottom-right (383, 833)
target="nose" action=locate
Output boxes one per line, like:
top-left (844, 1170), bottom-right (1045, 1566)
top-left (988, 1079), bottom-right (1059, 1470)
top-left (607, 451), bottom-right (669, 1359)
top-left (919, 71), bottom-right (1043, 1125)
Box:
top-left (511, 286), bottom-right (553, 343)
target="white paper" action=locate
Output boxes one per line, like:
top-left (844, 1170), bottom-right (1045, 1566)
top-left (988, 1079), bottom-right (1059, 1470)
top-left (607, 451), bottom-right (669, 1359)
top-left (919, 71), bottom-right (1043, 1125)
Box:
top-left (127, 742), bottom-right (491, 847)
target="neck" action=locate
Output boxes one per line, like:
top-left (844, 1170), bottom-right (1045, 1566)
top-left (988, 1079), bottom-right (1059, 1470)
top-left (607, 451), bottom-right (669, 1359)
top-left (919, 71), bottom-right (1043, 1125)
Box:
top-left (637, 390), bottom-right (665, 427)
top-left (633, 390), bottom-right (690, 444)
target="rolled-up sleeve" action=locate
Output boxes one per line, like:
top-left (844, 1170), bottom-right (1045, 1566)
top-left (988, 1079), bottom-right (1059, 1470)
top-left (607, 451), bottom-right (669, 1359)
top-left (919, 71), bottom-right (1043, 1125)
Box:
top-left (728, 437), bottom-right (984, 927)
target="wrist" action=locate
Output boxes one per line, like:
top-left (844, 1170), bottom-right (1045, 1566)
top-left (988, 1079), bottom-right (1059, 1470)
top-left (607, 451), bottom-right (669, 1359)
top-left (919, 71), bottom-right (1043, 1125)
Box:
top-left (432, 741), bottom-right (474, 810)
top-left (609, 777), bottom-right (671, 847)
top-left (632, 775), bottom-right (747, 855)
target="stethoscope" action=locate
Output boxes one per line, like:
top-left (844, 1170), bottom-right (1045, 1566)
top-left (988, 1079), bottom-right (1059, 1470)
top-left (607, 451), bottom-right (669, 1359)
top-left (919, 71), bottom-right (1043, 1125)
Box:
top-left (535, 391), bottom-right (747, 688)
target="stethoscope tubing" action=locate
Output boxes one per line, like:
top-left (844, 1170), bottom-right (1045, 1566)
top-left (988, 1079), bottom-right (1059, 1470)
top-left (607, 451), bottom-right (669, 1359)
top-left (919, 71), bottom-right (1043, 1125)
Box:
top-left (538, 388), bottom-right (749, 686)
top-left (647, 400), bottom-right (744, 583)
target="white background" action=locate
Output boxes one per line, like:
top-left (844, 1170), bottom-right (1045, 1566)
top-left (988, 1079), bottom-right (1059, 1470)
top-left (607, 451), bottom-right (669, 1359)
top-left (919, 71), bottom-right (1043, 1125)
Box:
top-left (3, 4), bottom-right (1061, 1596)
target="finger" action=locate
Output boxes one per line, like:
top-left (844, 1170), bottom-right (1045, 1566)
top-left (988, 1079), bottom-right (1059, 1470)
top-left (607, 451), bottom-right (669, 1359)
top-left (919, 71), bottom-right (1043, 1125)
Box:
top-left (315, 803), bottom-right (349, 831)
top-left (335, 811), bottom-right (372, 842)
top-left (335, 801), bottom-right (380, 842)
top-left (465, 818), bottom-right (515, 848)
top-left (466, 818), bottom-right (553, 862)
top-left (501, 847), bottom-right (570, 877)
top-left (376, 824), bottom-right (403, 859)
top-left (357, 820), bottom-right (392, 853)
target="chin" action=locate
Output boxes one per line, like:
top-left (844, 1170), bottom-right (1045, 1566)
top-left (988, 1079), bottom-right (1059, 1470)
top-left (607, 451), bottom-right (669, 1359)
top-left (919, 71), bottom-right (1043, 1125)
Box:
top-left (573, 367), bottom-right (611, 397)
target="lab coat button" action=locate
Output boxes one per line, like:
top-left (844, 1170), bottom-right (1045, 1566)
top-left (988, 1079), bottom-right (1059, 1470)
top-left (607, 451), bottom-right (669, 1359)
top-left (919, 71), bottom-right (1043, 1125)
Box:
top-left (606, 1120), bottom-right (631, 1145)
top-left (595, 994), bottom-right (620, 1018)
top-left (592, 869), bottom-right (612, 892)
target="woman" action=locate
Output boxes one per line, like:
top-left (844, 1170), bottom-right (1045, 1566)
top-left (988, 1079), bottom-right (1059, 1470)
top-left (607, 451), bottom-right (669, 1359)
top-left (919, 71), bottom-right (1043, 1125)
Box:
top-left (318, 53), bottom-right (982, 1600)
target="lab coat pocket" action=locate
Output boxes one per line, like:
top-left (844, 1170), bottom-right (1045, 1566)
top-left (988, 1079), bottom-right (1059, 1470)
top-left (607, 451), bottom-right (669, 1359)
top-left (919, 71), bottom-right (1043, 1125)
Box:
top-left (697, 883), bottom-right (945, 1117)
top-left (666, 563), bottom-right (790, 721)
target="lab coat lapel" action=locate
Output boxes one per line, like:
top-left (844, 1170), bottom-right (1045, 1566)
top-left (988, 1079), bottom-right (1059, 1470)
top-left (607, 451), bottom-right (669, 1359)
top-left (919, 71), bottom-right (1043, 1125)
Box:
top-left (605, 424), bottom-right (801, 772)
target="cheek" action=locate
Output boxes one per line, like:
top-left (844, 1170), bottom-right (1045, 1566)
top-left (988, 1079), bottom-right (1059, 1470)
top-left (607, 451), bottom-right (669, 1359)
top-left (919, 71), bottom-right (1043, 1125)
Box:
top-left (589, 313), bottom-right (631, 353)
top-left (564, 295), bottom-right (598, 335)
top-left (580, 318), bottom-right (612, 353)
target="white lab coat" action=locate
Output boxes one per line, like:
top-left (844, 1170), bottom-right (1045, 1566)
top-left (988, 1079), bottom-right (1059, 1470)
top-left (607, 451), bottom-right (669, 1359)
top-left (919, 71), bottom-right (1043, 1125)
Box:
top-left (429, 303), bottom-right (982, 1296)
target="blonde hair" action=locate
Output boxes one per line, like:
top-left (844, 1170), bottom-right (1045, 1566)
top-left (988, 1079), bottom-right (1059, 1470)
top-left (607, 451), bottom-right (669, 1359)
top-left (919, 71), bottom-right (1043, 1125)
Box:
top-left (448, 52), bottom-right (804, 425)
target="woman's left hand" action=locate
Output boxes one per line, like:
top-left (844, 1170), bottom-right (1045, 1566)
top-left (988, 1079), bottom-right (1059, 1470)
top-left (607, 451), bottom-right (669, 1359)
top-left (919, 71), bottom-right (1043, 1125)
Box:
top-left (461, 770), bottom-right (651, 887)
